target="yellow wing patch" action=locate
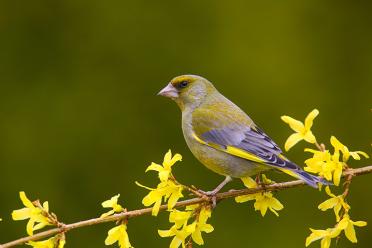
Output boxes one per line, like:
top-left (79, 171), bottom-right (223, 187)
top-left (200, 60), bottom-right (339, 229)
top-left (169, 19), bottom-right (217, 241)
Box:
top-left (192, 133), bottom-right (207, 145)
top-left (192, 132), bottom-right (265, 163)
top-left (225, 146), bottom-right (265, 163)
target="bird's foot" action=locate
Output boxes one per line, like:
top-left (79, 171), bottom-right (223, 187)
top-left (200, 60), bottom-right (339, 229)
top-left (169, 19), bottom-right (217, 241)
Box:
top-left (197, 189), bottom-right (218, 208)
top-left (255, 173), bottom-right (262, 185)
top-left (196, 176), bottom-right (233, 208)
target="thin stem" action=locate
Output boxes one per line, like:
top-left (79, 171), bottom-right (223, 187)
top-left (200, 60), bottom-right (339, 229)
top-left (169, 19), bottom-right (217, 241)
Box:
top-left (315, 142), bottom-right (325, 152)
top-left (1, 165), bottom-right (372, 248)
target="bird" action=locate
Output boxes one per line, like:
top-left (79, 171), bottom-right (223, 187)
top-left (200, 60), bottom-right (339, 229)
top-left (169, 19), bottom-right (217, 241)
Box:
top-left (157, 75), bottom-right (328, 196)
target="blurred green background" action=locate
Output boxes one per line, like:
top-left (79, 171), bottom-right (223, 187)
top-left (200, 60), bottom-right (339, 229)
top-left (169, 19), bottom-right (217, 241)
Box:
top-left (0, 0), bottom-right (371, 247)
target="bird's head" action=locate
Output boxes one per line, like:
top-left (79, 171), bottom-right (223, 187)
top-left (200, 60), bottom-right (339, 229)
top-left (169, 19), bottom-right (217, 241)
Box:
top-left (158, 75), bottom-right (216, 110)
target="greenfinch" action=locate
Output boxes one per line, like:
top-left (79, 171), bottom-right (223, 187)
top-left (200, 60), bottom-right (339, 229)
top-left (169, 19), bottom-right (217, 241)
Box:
top-left (158, 75), bottom-right (327, 194)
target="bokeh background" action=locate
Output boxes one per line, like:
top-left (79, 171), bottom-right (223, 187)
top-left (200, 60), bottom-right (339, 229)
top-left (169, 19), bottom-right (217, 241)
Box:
top-left (0, 0), bottom-right (371, 247)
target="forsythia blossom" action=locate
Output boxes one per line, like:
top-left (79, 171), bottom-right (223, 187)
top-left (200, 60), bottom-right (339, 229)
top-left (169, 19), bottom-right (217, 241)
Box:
top-left (146, 149), bottom-right (182, 182)
top-left (137, 150), bottom-right (184, 216)
top-left (158, 205), bottom-right (214, 248)
top-left (305, 136), bottom-right (369, 186)
top-left (27, 235), bottom-right (66, 248)
top-left (304, 149), bottom-right (335, 183)
top-left (101, 194), bottom-right (124, 218)
top-left (137, 180), bottom-right (183, 216)
top-left (12, 191), bottom-right (53, 235)
top-left (235, 176), bottom-right (284, 216)
top-left (306, 227), bottom-right (341, 248)
top-left (318, 187), bottom-right (350, 221)
top-left (101, 195), bottom-right (134, 248)
top-left (191, 207), bottom-right (214, 245)
top-left (330, 136), bottom-right (369, 163)
top-left (281, 109), bottom-right (319, 151)
top-left (337, 214), bottom-right (367, 243)
top-left (105, 224), bottom-right (133, 248)
top-left (306, 214), bottom-right (367, 248)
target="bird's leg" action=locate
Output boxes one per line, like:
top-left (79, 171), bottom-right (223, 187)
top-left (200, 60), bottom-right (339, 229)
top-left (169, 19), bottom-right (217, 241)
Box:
top-left (255, 172), bottom-right (269, 189)
top-left (255, 173), bottom-right (262, 185)
top-left (198, 176), bottom-right (233, 208)
top-left (199, 176), bottom-right (233, 195)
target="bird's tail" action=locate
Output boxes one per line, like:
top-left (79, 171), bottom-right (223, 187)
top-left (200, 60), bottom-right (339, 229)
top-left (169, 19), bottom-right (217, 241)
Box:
top-left (279, 166), bottom-right (332, 188)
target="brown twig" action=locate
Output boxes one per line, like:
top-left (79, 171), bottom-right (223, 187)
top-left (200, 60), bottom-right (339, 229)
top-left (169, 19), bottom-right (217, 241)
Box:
top-left (1, 165), bottom-right (372, 248)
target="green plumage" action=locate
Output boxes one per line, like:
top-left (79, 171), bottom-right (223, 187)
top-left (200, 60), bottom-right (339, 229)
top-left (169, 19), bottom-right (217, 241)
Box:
top-left (158, 75), bottom-right (327, 188)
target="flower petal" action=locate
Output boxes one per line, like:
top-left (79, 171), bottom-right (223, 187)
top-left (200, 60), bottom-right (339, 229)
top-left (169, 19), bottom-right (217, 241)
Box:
top-left (284, 133), bottom-right (303, 151)
top-left (12, 208), bottom-right (31, 220)
top-left (101, 210), bottom-right (115, 218)
top-left (351, 221), bottom-right (367, 227)
top-left (333, 166), bottom-right (342, 186)
top-left (20, 192), bottom-right (34, 209)
top-left (320, 237), bottom-right (331, 248)
top-left (102, 194), bottom-right (120, 208)
top-left (192, 229), bottom-right (204, 245)
top-left (318, 198), bottom-right (338, 211)
top-left (281, 116), bottom-right (305, 132)
top-left (235, 195), bottom-right (256, 203)
top-left (163, 150), bottom-right (173, 166)
top-left (241, 177), bottom-right (258, 189)
top-left (135, 181), bottom-right (155, 191)
top-left (26, 219), bottom-right (36, 235)
top-left (304, 109), bottom-right (319, 129)
top-left (151, 198), bottom-right (162, 216)
top-left (345, 223), bottom-right (357, 243)
top-left (303, 131), bottom-right (316, 144)
top-left (350, 151), bottom-right (369, 160)
top-left (146, 163), bottom-right (163, 173)
top-left (158, 229), bottom-right (174, 238)
top-left (159, 170), bottom-right (170, 182)
top-left (169, 237), bottom-right (183, 248)
top-left (169, 153), bottom-right (182, 166)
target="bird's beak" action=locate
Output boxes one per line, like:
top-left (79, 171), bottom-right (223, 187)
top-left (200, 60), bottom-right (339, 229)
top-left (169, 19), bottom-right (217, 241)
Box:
top-left (157, 83), bottom-right (179, 99)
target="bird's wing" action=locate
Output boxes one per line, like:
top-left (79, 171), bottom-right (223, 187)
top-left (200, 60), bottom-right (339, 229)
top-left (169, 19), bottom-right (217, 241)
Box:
top-left (191, 107), bottom-right (298, 170)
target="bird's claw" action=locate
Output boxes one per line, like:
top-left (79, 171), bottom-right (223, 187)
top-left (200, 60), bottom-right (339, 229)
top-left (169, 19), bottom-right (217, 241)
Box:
top-left (197, 189), bottom-right (216, 196)
top-left (197, 190), bottom-right (218, 208)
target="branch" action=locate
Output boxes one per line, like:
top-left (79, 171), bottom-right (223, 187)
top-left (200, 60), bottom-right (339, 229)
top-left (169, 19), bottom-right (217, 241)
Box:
top-left (1, 165), bottom-right (372, 248)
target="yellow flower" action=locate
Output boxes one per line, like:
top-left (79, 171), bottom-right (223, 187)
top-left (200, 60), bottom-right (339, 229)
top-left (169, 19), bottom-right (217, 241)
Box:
top-left (318, 187), bottom-right (350, 221)
top-left (169, 209), bottom-right (193, 228)
top-left (304, 148), bottom-right (343, 186)
top-left (57, 239), bottom-right (66, 248)
top-left (159, 209), bottom-right (195, 248)
top-left (305, 227), bottom-right (341, 248)
top-left (253, 192), bottom-right (284, 217)
top-left (331, 136), bottom-right (369, 162)
top-left (240, 176), bottom-right (258, 188)
top-left (146, 150), bottom-right (182, 182)
top-left (304, 149), bottom-right (332, 180)
top-left (27, 238), bottom-right (55, 248)
top-left (101, 194), bottom-right (124, 218)
top-left (159, 206), bottom-right (214, 247)
top-left (306, 214), bottom-right (367, 247)
top-left (27, 235), bottom-right (65, 248)
top-left (12, 192), bottom-right (52, 235)
top-left (105, 224), bottom-right (133, 248)
top-left (337, 214), bottom-right (367, 243)
top-left (281, 109), bottom-right (319, 151)
top-left (235, 177), bottom-right (284, 216)
top-left (191, 207), bottom-right (214, 245)
top-left (137, 180), bottom-right (183, 216)
top-left (159, 223), bottom-right (195, 248)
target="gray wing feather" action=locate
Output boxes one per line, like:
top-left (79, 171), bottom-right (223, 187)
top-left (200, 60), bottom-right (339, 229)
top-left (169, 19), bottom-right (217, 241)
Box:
top-left (200, 125), bottom-right (298, 170)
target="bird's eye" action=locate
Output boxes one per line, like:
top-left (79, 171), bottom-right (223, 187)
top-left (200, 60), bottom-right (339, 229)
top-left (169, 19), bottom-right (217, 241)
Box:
top-left (179, 81), bottom-right (189, 88)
